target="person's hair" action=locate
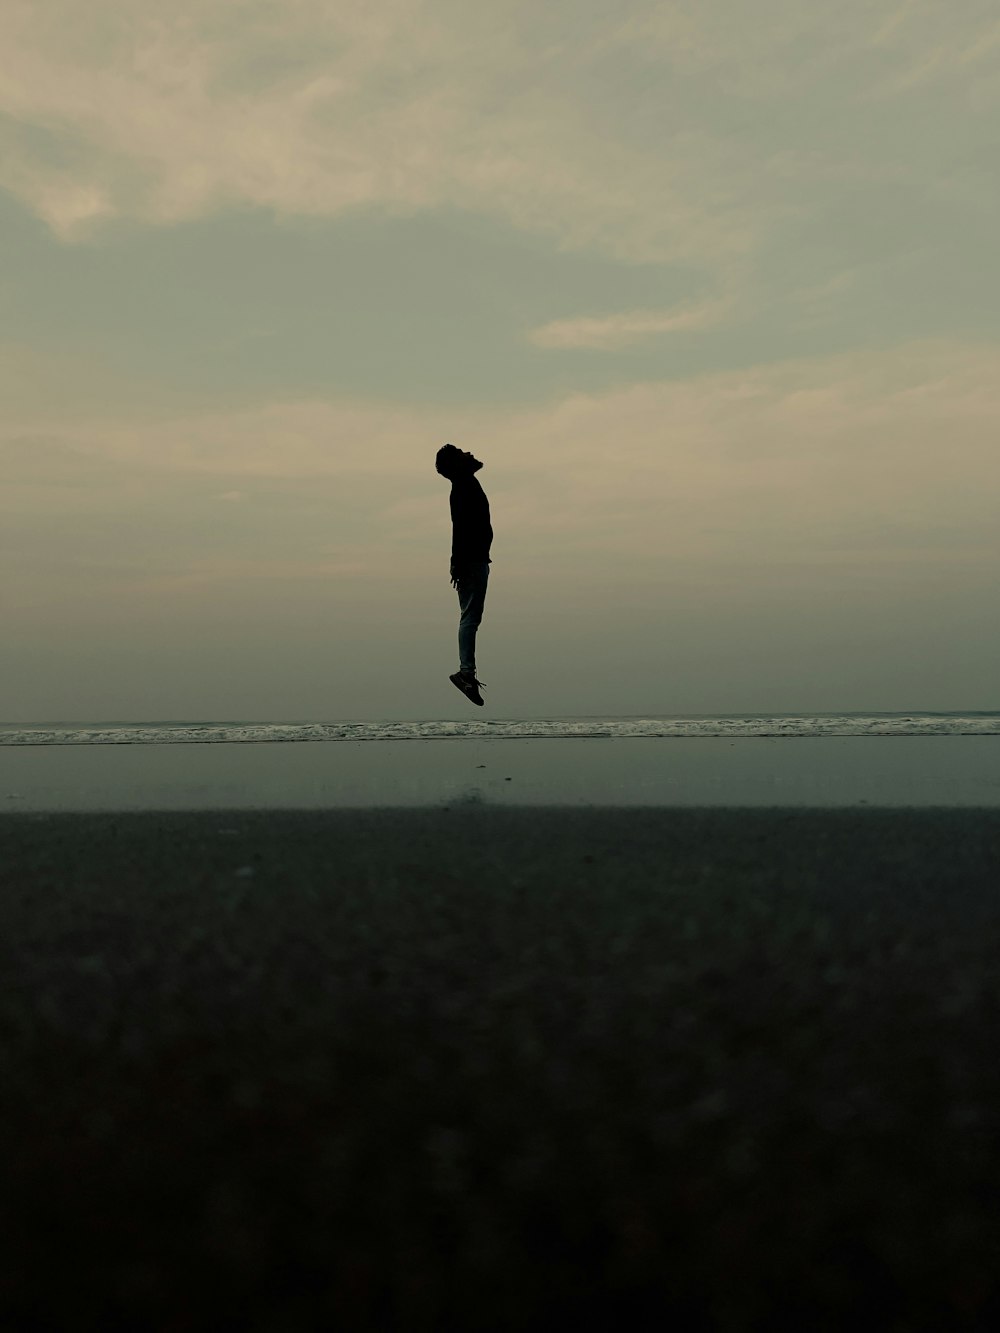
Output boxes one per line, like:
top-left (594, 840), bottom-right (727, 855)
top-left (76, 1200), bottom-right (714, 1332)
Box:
top-left (435, 444), bottom-right (460, 478)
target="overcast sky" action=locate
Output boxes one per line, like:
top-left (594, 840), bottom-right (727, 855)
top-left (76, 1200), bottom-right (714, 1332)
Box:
top-left (2, 0), bottom-right (998, 721)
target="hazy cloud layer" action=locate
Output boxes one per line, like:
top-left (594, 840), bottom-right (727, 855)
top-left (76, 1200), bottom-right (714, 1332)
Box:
top-left (5, 338), bottom-right (997, 609)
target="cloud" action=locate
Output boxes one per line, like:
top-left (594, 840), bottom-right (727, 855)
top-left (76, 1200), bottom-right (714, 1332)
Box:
top-left (615, 0), bottom-right (1000, 100)
top-left (528, 300), bottom-right (731, 350)
top-left (0, 0), bottom-right (743, 264)
top-left (2, 0), bottom-right (995, 276)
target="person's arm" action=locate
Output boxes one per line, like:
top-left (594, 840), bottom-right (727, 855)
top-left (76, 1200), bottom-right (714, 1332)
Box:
top-left (449, 485), bottom-right (472, 584)
top-left (448, 478), bottom-right (489, 584)
top-left (450, 543), bottom-right (472, 587)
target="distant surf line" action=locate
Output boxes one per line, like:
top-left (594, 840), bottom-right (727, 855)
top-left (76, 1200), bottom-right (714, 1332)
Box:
top-left (2, 715), bottom-right (1000, 746)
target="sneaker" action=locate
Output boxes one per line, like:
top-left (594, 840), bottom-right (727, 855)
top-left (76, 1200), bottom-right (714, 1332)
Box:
top-left (450, 671), bottom-right (486, 707)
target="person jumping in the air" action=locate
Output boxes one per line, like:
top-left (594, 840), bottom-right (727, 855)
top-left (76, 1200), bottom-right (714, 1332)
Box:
top-left (435, 443), bottom-right (492, 707)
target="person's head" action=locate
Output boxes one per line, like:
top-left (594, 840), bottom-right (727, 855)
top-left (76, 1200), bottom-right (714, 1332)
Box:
top-left (435, 443), bottom-right (483, 479)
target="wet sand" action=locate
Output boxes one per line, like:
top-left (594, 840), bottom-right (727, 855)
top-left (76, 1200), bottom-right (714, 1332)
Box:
top-left (2, 805), bottom-right (999, 1329)
top-left (3, 734), bottom-right (1000, 810)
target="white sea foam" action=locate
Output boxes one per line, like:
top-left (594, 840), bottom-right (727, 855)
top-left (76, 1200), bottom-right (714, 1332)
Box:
top-left (1, 715), bottom-right (998, 745)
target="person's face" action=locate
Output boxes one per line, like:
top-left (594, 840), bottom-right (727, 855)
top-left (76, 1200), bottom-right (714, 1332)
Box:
top-left (449, 446), bottom-right (483, 474)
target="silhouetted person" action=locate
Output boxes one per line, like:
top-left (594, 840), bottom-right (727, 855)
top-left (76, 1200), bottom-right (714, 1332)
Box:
top-left (436, 443), bottom-right (492, 706)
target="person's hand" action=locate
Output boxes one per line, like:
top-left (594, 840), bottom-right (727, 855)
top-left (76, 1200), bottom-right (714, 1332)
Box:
top-left (450, 566), bottom-right (460, 589)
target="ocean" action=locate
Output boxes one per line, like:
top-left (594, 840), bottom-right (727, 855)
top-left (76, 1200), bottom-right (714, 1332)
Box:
top-left (1, 713), bottom-right (999, 745)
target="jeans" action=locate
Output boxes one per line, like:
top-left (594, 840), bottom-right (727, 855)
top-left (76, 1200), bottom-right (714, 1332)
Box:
top-left (455, 561), bottom-right (490, 675)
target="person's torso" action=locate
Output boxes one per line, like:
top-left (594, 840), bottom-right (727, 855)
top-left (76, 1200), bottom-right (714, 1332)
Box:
top-left (450, 476), bottom-right (493, 559)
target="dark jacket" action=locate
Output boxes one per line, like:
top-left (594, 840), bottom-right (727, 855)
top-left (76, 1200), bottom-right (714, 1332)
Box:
top-left (449, 475), bottom-right (493, 567)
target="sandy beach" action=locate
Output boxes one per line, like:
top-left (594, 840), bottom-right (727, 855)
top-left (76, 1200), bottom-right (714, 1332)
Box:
top-left (2, 800), bottom-right (999, 1329)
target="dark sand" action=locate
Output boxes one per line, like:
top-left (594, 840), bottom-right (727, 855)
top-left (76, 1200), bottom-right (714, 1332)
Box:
top-left (2, 807), bottom-right (999, 1330)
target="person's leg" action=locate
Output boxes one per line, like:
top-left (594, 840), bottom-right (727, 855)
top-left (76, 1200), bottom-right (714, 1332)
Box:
top-left (456, 562), bottom-right (490, 677)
